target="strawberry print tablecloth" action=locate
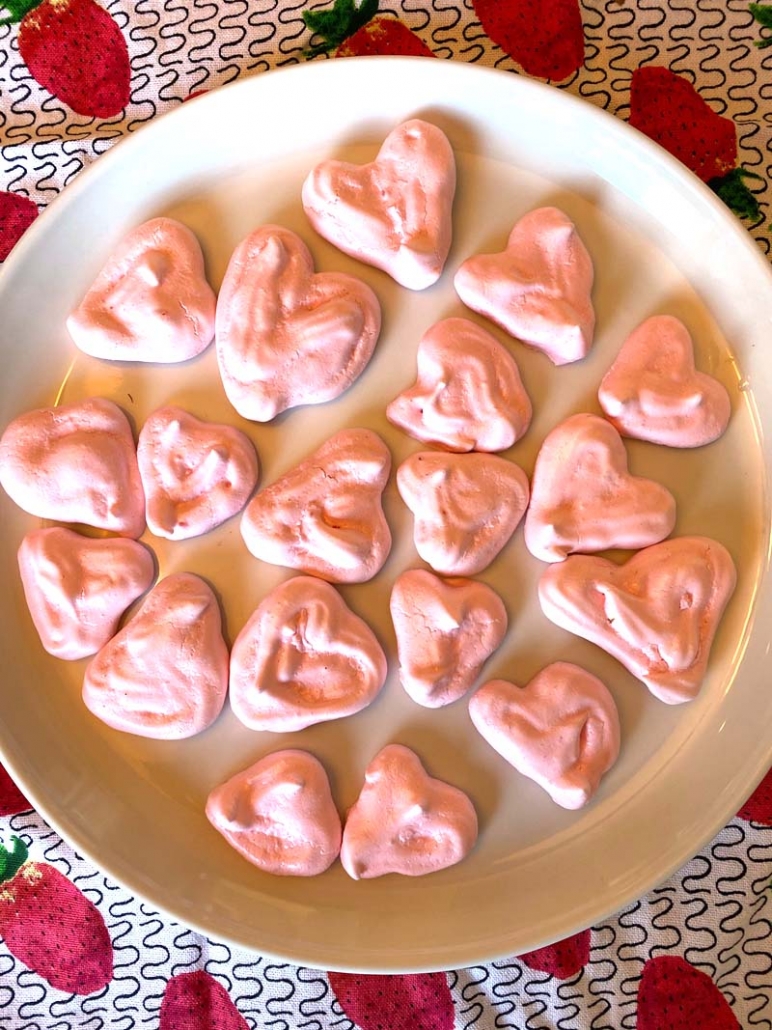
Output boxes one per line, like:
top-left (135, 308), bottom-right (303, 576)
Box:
top-left (2, 2), bottom-right (772, 1028)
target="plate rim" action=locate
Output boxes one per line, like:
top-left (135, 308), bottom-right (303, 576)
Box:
top-left (1, 56), bottom-right (771, 973)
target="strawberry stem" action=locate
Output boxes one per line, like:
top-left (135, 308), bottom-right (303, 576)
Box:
top-left (708, 167), bottom-right (764, 221)
top-left (303, 0), bottom-right (379, 57)
top-left (0, 0), bottom-right (43, 25)
top-left (0, 836), bottom-right (28, 883)
top-left (750, 2), bottom-right (772, 46)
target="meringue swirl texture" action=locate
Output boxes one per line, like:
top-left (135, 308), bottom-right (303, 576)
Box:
top-left (454, 206), bottom-right (595, 365)
top-left (18, 527), bottom-right (155, 661)
top-left (241, 428), bottom-right (392, 583)
top-left (341, 744), bottom-right (478, 879)
top-left (469, 662), bottom-right (621, 810)
top-left (397, 450), bottom-right (530, 576)
top-left (598, 314), bottom-right (731, 448)
top-left (524, 412), bottom-right (677, 563)
top-left (67, 217), bottom-right (216, 363)
top-left (82, 572), bottom-right (229, 738)
top-left (302, 118), bottom-right (456, 291)
top-left (0, 397), bottom-right (146, 538)
top-left (390, 568), bottom-right (508, 708)
top-left (215, 225), bottom-right (381, 422)
top-left (137, 405), bottom-right (258, 540)
top-left (386, 316), bottom-right (533, 452)
top-left (229, 576), bottom-right (387, 733)
top-left (538, 536), bottom-right (737, 704)
top-left (206, 750), bottom-right (342, 877)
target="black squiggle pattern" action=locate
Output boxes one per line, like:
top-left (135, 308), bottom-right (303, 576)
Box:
top-left (297, 966), bottom-right (331, 1020)
top-left (2, 5), bottom-right (772, 1027)
top-left (454, 965), bottom-right (490, 1028)
top-left (169, 928), bottom-right (203, 973)
top-left (188, 0), bottom-right (219, 67)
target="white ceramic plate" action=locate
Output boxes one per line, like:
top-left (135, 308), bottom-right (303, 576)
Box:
top-left (1, 58), bottom-right (771, 973)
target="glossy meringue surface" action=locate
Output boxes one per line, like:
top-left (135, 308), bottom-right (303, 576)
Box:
top-left (67, 217), bottom-right (216, 364)
top-left (340, 744), bottom-right (478, 879)
top-left (470, 662), bottom-right (621, 809)
top-left (386, 316), bottom-right (532, 452)
top-left (302, 118), bottom-right (456, 290)
top-left (539, 537), bottom-right (738, 704)
top-left (206, 750), bottom-right (342, 877)
top-left (598, 314), bottom-right (731, 447)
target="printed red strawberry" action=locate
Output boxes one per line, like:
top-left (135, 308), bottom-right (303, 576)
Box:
top-left (0, 836), bottom-right (112, 994)
top-left (471, 0), bottom-right (584, 81)
top-left (737, 765), bottom-right (772, 825)
top-left (629, 66), bottom-right (764, 221)
top-left (519, 928), bottom-right (590, 979)
top-left (637, 955), bottom-right (740, 1030)
top-left (328, 972), bottom-right (454, 1030)
top-left (0, 192), bottom-right (38, 262)
top-left (0, 0), bottom-right (130, 118)
top-left (303, 0), bottom-right (434, 59)
top-left (159, 971), bottom-right (249, 1030)
top-left (0, 763), bottom-right (31, 816)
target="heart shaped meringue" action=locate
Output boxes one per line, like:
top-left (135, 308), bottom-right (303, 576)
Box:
top-left (215, 225), bottom-right (381, 422)
top-left (82, 573), bottom-right (229, 738)
top-left (241, 428), bottom-right (392, 583)
top-left (138, 405), bottom-right (258, 540)
top-left (229, 575), bottom-right (387, 733)
top-left (538, 536), bottom-right (737, 704)
top-left (454, 206), bottom-right (595, 365)
top-left (469, 663), bottom-right (620, 809)
top-left (0, 396), bottom-right (145, 538)
top-left (598, 315), bottom-right (731, 447)
top-left (390, 569), bottom-right (508, 708)
top-left (302, 118), bottom-right (456, 290)
top-left (67, 217), bottom-right (216, 363)
top-left (386, 317), bottom-right (532, 452)
top-left (18, 527), bottom-right (155, 660)
top-left (396, 451), bottom-right (530, 576)
top-left (524, 413), bottom-right (677, 563)
top-left (206, 750), bottom-right (342, 876)
top-left (341, 744), bottom-right (478, 879)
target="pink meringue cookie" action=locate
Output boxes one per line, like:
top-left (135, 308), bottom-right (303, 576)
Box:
top-left (469, 663), bottom-right (620, 810)
top-left (302, 118), bottom-right (456, 291)
top-left (538, 536), bottom-right (737, 704)
top-left (82, 573), bottom-right (229, 738)
top-left (18, 527), bottom-right (155, 661)
top-left (229, 576), bottom-right (387, 733)
top-left (206, 750), bottom-right (342, 877)
top-left (215, 225), bottom-right (381, 422)
top-left (386, 317), bottom-right (532, 452)
top-left (241, 428), bottom-right (391, 584)
top-left (66, 217), bottom-right (216, 363)
top-left (390, 569), bottom-right (508, 708)
top-left (454, 206), bottom-right (595, 365)
top-left (396, 450), bottom-right (530, 576)
top-left (598, 315), bottom-right (731, 448)
top-left (137, 405), bottom-right (258, 540)
top-left (524, 413), bottom-right (677, 563)
top-left (0, 397), bottom-right (145, 538)
top-left (341, 744), bottom-right (478, 879)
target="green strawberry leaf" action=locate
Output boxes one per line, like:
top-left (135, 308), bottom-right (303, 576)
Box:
top-left (0, 835), bottom-right (28, 883)
top-left (0, 0), bottom-right (42, 26)
top-left (750, 2), bottom-right (772, 45)
top-left (303, 0), bottom-right (379, 56)
top-left (750, 2), bottom-right (772, 28)
top-left (708, 167), bottom-right (764, 221)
